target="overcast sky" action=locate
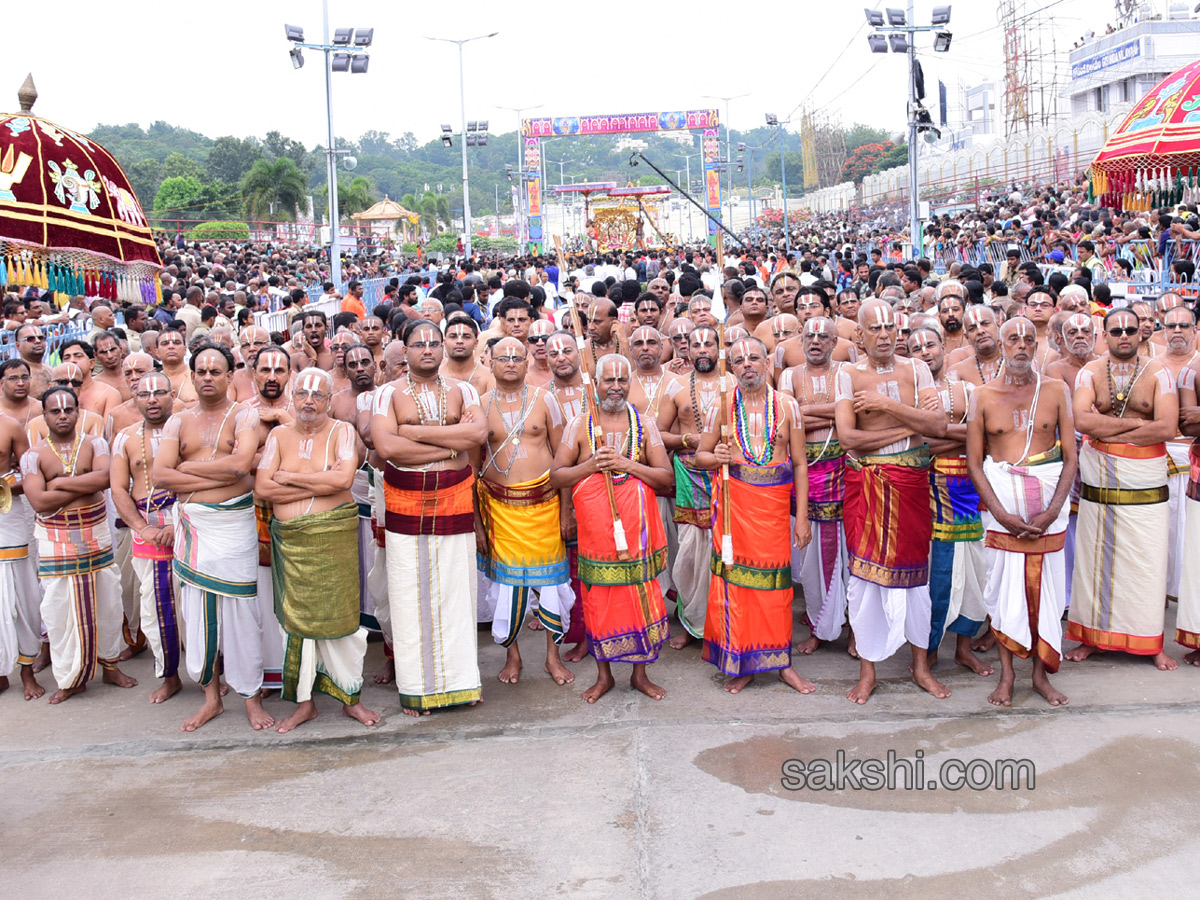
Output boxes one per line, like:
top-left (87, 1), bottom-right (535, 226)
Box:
top-left (3, 0), bottom-right (1105, 147)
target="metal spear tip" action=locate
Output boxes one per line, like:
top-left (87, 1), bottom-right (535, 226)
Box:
top-left (17, 73), bottom-right (36, 113)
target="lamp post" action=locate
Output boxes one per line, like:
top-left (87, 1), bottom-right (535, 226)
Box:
top-left (284, 4), bottom-right (374, 288)
top-left (864, 3), bottom-right (953, 255)
top-left (702, 92), bottom-right (749, 231)
top-left (765, 114), bottom-right (790, 254)
top-left (427, 32), bottom-right (498, 258)
top-left (497, 103), bottom-right (543, 255)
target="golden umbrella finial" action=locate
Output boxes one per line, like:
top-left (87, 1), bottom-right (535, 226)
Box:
top-left (17, 73), bottom-right (37, 113)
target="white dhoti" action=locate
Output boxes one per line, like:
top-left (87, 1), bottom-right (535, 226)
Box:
top-left (671, 522), bottom-right (711, 638)
top-left (176, 493), bottom-right (280, 697)
top-left (36, 500), bottom-right (123, 690)
top-left (847, 577), bottom-right (931, 661)
top-left (1167, 440), bottom-right (1190, 601)
top-left (657, 495), bottom-right (677, 596)
top-left (282, 629), bottom-right (369, 703)
top-left (1174, 450), bottom-right (1200, 649)
top-left (981, 453), bottom-right (1070, 670)
top-left (352, 465), bottom-right (380, 631)
top-left (366, 467), bottom-right (391, 644)
top-left (1067, 439), bottom-right (1170, 656)
top-left (0, 494), bottom-right (41, 675)
top-left (801, 521), bottom-right (849, 643)
top-left (487, 580), bottom-right (575, 646)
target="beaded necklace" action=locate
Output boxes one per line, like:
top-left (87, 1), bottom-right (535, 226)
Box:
top-left (734, 385), bottom-right (778, 466)
top-left (586, 403), bottom-right (643, 485)
top-left (976, 355), bottom-right (1004, 384)
top-left (688, 371), bottom-right (719, 436)
top-left (408, 376), bottom-right (447, 425)
top-left (1107, 357), bottom-right (1143, 418)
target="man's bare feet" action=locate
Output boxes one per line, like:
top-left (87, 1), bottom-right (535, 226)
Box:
top-left (275, 699), bottom-right (318, 733)
top-left (149, 675), bottom-right (182, 704)
top-left (1031, 672), bottom-right (1068, 706)
top-left (669, 631), bottom-right (696, 650)
top-left (244, 693), bottom-right (275, 730)
top-left (20, 667), bottom-right (44, 701)
top-left (1153, 651), bottom-right (1179, 671)
top-left (117, 631), bottom-right (147, 662)
top-left (545, 647), bottom-right (575, 686)
top-left (102, 666), bottom-right (138, 689)
top-left (971, 631), bottom-right (996, 653)
top-left (724, 674), bottom-right (755, 694)
top-left (1064, 643), bottom-right (1104, 662)
top-left (401, 707), bottom-right (432, 717)
top-left (847, 632), bottom-right (859, 659)
top-left (779, 668), bottom-right (816, 693)
top-left (911, 669), bottom-right (952, 699)
top-left (987, 674), bottom-right (1015, 707)
top-left (181, 686), bottom-right (223, 732)
top-left (32, 642), bottom-right (50, 673)
top-left (48, 684), bottom-right (86, 704)
top-left (526, 618), bottom-right (545, 631)
top-left (1183, 648), bottom-right (1200, 666)
top-left (630, 664), bottom-right (665, 700)
top-left (582, 662), bottom-right (615, 703)
top-left (374, 656), bottom-right (395, 684)
top-left (344, 702), bottom-right (380, 726)
top-left (847, 672), bottom-right (876, 704)
top-left (563, 642), bottom-right (588, 663)
top-left (796, 635), bottom-right (820, 655)
top-left (498, 645), bottom-right (522, 684)
top-left (954, 638), bottom-right (995, 677)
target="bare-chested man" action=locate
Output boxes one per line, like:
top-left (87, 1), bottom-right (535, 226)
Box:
top-left (764, 312), bottom-right (800, 357)
top-left (290, 310), bottom-right (335, 372)
top-left (59, 339), bottom-right (121, 419)
top-left (967, 317), bottom-right (1077, 707)
top-left (0, 359), bottom-right (40, 429)
top-left (92, 331), bottom-right (131, 402)
top-left (371, 319), bottom-right (487, 715)
top-left (909, 326), bottom-right (993, 677)
top-left (696, 337), bottom-right (815, 695)
top-left (1021, 286), bottom-right (1059, 370)
top-left (1066, 308), bottom-right (1180, 671)
top-left (550, 354), bottom-right (674, 703)
top-left (780, 294), bottom-right (855, 369)
top-left (156, 329), bottom-right (199, 406)
top-left (22, 386), bottom-right (137, 704)
top-left (666, 318), bottom-right (695, 375)
top-left (106, 353), bottom-right (162, 436)
top-left (0, 405), bottom-right (39, 699)
top-left (525, 318), bottom-right (557, 389)
top-left (328, 331), bottom-right (360, 396)
top-left (27, 365), bottom-right (107, 444)
top-left (476, 336), bottom-right (575, 687)
top-left (441, 315), bottom-right (495, 398)
top-left (658, 326), bottom-right (721, 649)
top-left (936, 286), bottom-right (969, 354)
top-left (834, 299), bottom-right (948, 704)
top-left (233, 326), bottom-right (271, 402)
top-left (779, 317), bottom-right (848, 655)
top-left (1160, 306), bottom-right (1200, 603)
top-left (15, 323), bottom-right (51, 400)
top-left (255, 367), bottom-right (380, 733)
top-left (153, 343), bottom-right (276, 731)
top-left (583, 298), bottom-right (626, 377)
top-left (358, 315), bottom-right (387, 373)
top-left (769, 271), bottom-right (800, 318)
top-left (949, 305), bottom-right (1005, 384)
top-left (110, 371), bottom-right (182, 704)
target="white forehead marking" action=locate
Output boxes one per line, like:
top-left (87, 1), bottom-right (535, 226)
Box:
top-left (48, 392), bottom-right (73, 411)
top-left (299, 372), bottom-right (326, 393)
top-left (1013, 320), bottom-right (1032, 338)
top-left (547, 336), bottom-right (571, 354)
top-left (966, 307), bottom-right (990, 326)
top-left (872, 305), bottom-right (893, 327)
top-left (1066, 313), bottom-right (1092, 330)
top-left (632, 326), bottom-right (658, 342)
top-left (806, 319), bottom-right (828, 336)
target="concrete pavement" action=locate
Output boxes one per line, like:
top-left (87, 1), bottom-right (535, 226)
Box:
top-left (3, 604), bottom-right (1200, 899)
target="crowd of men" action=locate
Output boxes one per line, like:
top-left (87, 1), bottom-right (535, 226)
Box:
top-left (1, 201), bottom-right (1199, 731)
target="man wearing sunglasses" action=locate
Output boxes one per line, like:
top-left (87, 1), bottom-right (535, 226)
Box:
top-left (14, 323), bottom-right (51, 400)
top-left (1156, 306), bottom-right (1199, 607)
top-left (524, 319), bottom-right (556, 390)
top-left (1067, 308), bottom-right (1180, 672)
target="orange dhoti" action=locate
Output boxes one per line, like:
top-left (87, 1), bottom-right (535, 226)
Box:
top-left (573, 473), bottom-right (668, 663)
top-left (703, 462), bottom-right (795, 676)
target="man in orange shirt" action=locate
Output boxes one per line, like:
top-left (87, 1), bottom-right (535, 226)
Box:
top-left (341, 281), bottom-right (367, 321)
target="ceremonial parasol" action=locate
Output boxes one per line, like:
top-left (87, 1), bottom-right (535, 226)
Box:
top-left (1089, 57), bottom-right (1200, 211)
top-left (0, 74), bottom-right (162, 303)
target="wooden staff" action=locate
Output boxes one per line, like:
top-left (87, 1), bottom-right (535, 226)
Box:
top-left (554, 236), bottom-right (631, 560)
top-left (717, 322), bottom-right (734, 566)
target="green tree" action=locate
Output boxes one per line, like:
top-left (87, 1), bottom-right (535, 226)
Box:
top-left (126, 158), bottom-right (163, 211)
top-left (153, 176), bottom-right (204, 215)
top-left (206, 136), bottom-right (263, 184)
top-left (240, 157), bottom-right (308, 221)
top-left (263, 131), bottom-right (310, 171)
top-left (162, 152), bottom-right (203, 181)
top-left (314, 175), bottom-right (375, 221)
top-left (844, 124), bottom-right (893, 153)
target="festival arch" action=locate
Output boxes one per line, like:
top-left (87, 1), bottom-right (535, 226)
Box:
top-left (521, 108), bottom-right (723, 252)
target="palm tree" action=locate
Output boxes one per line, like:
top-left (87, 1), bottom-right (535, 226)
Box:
top-left (317, 176), bottom-right (374, 220)
top-left (240, 157), bottom-right (307, 221)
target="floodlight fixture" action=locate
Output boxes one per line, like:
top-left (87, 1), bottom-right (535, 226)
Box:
top-left (468, 120), bottom-right (478, 132)
top-left (931, 6), bottom-right (951, 26)
top-left (864, 8), bottom-right (884, 26)
top-left (889, 33), bottom-right (909, 53)
top-left (331, 52), bottom-right (351, 72)
top-left (290, 47), bottom-right (304, 69)
top-left (285, 24), bottom-right (304, 42)
top-left (886, 8), bottom-right (906, 25)
top-left (350, 55), bottom-right (369, 74)
top-left (442, 135), bottom-right (453, 148)
top-left (737, 142), bottom-right (747, 152)
top-left (354, 28), bottom-right (374, 47)
top-left (933, 31), bottom-right (952, 52)
top-left (868, 34), bottom-right (888, 53)
top-left (441, 124), bottom-right (453, 133)
top-left (333, 28), bottom-right (354, 45)
top-left (479, 120), bottom-right (489, 132)
top-left (765, 113), bottom-right (778, 126)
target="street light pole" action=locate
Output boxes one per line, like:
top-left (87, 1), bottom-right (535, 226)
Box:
top-left (497, 104), bottom-right (543, 255)
top-left (703, 92), bottom-right (749, 232)
top-left (427, 32), bottom-right (498, 258)
top-left (320, 2), bottom-right (343, 286)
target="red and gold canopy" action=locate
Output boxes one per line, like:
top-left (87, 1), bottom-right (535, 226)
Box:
top-left (0, 74), bottom-right (161, 303)
top-left (1089, 58), bottom-right (1200, 210)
